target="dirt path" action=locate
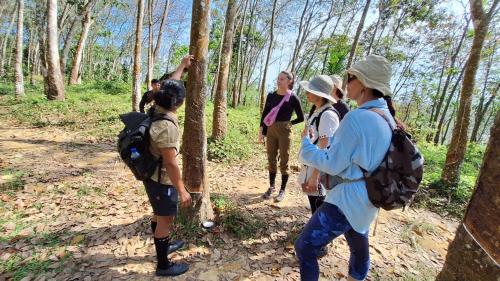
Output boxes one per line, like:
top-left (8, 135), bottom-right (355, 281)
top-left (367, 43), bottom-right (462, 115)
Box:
top-left (0, 118), bottom-right (458, 281)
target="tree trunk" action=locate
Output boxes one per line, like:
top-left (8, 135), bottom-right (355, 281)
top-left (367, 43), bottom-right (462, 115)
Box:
top-left (437, 110), bottom-right (500, 280)
top-left (433, 66), bottom-right (465, 144)
top-left (182, 0), bottom-right (214, 223)
top-left (367, 2), bottom-right (383, 55)
top-left (441, 0), bottom-right (498, 187)
top-left (153, 0), bottom-right (170, 61)
top-left (478, 107), bottom-right (495, 142)
top-left (46, 0), bottom-right (65, 100)
top-left (132, 0), bottom-right (145, 112)
top-left (69, 2), bottom-right (94, 85)
top-left (212, 0), bottom-right (237, 141)
top-left (343, 0), bottom-right (370, 90)
top-left (60, 16), bottom-right (78, 76)
top-left (146, 0), bottom-right (154, 90)
top-left (441, 105), bottom-right (457, 145)
top-left (259, 0), bottom-right (277, 113)
top-left (470, 44), bottom-right (496, 142)
top-left (14, 0), bottom-right (24, 98)
top-left (290, 0), bottom-right (310, 73)
top-left (432, 20), bottom-right (469, 127)
top-left (428, 50), bottom-right (449, 132)
top-left (321, 0), bottom-right (346, 74)
top-left (0, 5), bottom-right (17, 77)
top-left (231, 0), bottom-right (249, 108)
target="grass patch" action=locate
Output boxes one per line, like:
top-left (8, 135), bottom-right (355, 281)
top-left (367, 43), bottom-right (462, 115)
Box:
top-left (0, 253), bottom-right (69, 281)
top-left (0, 169), bottom-right (25, 193)
top-left (413, 142), bottom-right (484, 218)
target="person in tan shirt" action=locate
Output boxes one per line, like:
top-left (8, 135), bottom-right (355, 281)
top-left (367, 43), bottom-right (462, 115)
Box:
top-left (144, 55), bottom-right (193, 277)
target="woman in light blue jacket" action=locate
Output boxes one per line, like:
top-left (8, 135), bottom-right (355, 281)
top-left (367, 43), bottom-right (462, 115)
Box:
top-left (295, 55), bottom-right (398, 281)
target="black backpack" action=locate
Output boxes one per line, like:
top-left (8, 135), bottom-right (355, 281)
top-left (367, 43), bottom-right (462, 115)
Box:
top-left (362, 109), bottom-right (424, 210)
top-left (117, 112), bottom-right (175, 181)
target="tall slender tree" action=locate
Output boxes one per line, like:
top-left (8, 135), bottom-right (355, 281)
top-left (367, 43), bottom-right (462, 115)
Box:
top-left (212, 0), bottom-right (238, 140)
top-left (259, 0), bottom-right (278, 113)
top-left (441, 0), bottom-right (499, 187)
top-left (69, 0), bottom-right (96, 84)
top-left (132, 0), bottom-right (145, 111)
top-left (0, 5), bottom-right (17, 77)
top-left (146, 0), bottom-right (154, 90)
top-left (182, 0), bottom-right (214, 222)
top-left (14, 0), bottom-right (24, 98)
top-left (46, 0), bottom-right (65, 100)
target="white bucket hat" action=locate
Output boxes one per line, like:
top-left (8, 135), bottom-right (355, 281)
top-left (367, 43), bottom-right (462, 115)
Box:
top-left (329, 75), bottom-right (345, 97)
top-left (299, 75), bottom-right (336, 103)
top-left (347, 55), bottom-right (392, 96)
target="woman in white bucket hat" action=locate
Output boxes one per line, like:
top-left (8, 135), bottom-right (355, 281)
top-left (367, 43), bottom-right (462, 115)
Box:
top-left (295, 55), bottom-right (398, 281)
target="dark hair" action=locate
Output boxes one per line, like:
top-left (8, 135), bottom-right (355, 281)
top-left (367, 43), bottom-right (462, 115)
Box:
top-left (151, 79), bottom-right (159, 84)
top-left (335, 88), bottom-right (344, 99)
top-left (372, 89), bottom-right (395, 117)
top-left (372, 89), bottom-right (406, 129)
top-left (280, 71), bottom-right (294, 90)
top-left (154, 80), bottom-right (186, 110)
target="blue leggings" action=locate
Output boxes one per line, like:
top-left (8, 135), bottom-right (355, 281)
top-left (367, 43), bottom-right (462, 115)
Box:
top-left (294, 202), bottom-right (370, 281)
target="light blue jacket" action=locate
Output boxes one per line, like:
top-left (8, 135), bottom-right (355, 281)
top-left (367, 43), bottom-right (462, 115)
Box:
top-left (299, 98), bottom-right (395, 234)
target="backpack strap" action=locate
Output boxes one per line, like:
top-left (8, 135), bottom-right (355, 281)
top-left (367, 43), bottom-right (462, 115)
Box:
top-left (150, 114), bottom-right (178, 183)
top-left (312, 106), bottom-right (339, 145)
top-left (366, 108), bottom-right (394, 130)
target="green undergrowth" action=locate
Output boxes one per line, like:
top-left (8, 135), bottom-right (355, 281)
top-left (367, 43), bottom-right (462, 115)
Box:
top-left (413, 142), bottom-right (484, 218)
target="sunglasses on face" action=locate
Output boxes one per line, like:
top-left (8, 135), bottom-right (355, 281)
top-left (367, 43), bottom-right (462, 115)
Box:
top-left (347, 75), bottom-right (357, 83)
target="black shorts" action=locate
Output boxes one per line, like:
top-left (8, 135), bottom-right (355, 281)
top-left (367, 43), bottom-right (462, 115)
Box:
top-left (143, 179), bottom-right (178, 216)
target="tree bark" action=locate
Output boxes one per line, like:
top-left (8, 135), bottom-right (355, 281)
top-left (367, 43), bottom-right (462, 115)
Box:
top-left (259, 0), bottom-right (278, 113)
top-left (146, 0), bottom-right (154, 90)
top-left (441, 0), bottom-right (499, 187)
top-left (69, 1), bottom-right (95, 85)
top-left (343, 0), bottom-right (370, 90)
top-left (212, 0), bottom-right (237, 141)
top-left (132, 0), bottom-right (145, 112)
top-left (46, 0), bottom-right (65, 100)
top-left (14, 0), bottom-right (24, 98)
top-left (0, 5), bottom-right (17, 77)
top-left (182, 0), bottom-right (214, 223)
top-left (437, 110), bottom-right (500, 280)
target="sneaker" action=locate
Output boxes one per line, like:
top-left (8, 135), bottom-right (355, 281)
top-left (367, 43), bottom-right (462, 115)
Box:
top-left (275, 189), bottom-right (285, 202)
top-left (156, 262), bottom-right (189, 276)
top-left (262, 187), bottom-right (275, 199)
top-left (167, 240), bottom-right (185, 255)
top-left (317, 246), bottom-right (328, 258)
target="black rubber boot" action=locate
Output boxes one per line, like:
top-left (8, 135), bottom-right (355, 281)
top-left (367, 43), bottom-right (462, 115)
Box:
top-left (154, 237), bottom-right (189, 276)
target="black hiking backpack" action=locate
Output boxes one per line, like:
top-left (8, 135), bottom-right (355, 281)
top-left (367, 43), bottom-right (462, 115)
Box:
top-left (117, 112), bottom-right (175, 181)
top-left (362, 109), bottom-right (424, 210)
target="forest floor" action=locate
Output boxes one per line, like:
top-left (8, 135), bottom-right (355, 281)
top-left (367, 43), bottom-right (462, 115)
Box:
top-left (0, 108), bottom-right (459, 281)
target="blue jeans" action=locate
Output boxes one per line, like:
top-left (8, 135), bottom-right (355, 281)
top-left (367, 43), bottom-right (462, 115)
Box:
top-left (295, 202), bottom-right (370, 280)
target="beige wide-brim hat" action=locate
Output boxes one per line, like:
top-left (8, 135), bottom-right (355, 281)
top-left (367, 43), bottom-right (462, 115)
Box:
top-left (329, 75), bottom-right (345, 96)
top-left (347, 55), bottom-right (392, 96)
top-left (299, 75), bottom-right (336, 103)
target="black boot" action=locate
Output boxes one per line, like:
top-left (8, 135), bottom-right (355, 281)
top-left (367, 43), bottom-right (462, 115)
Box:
top-left (154, 237), bottom-right (189, 276)
top-left (152, 221), bottom-right (185, 255)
